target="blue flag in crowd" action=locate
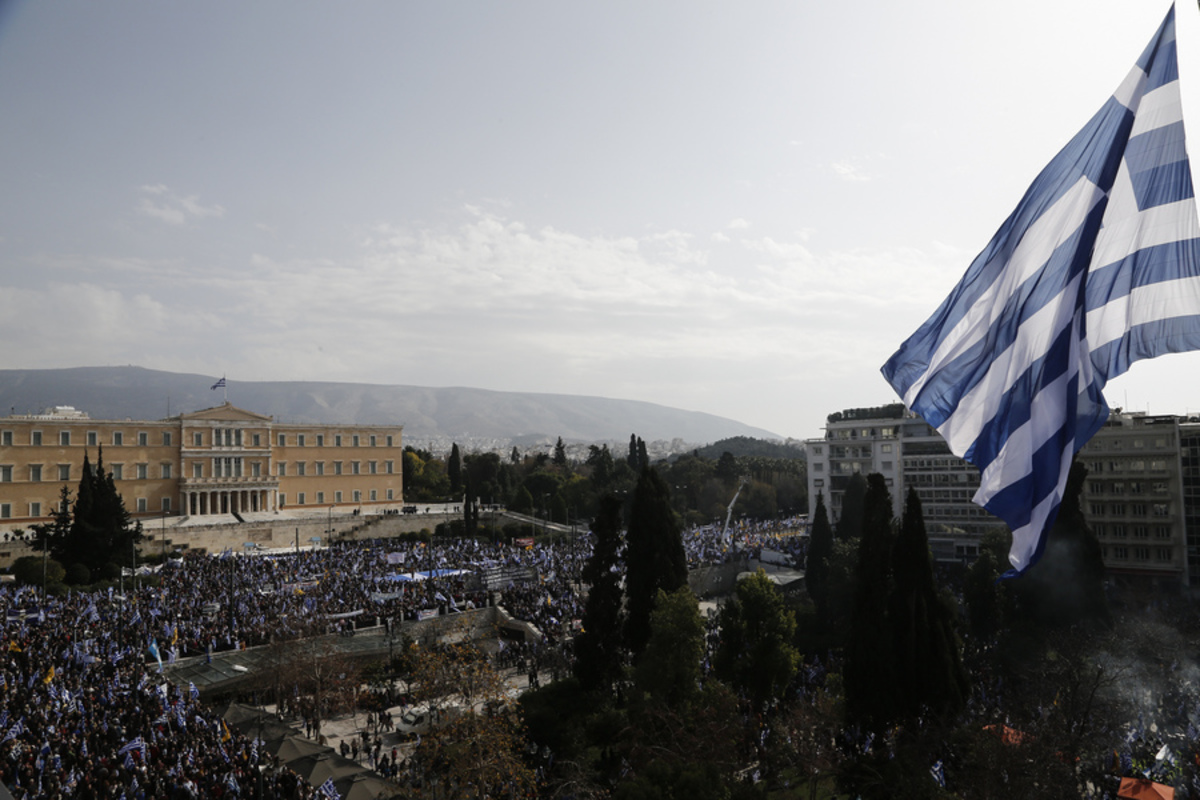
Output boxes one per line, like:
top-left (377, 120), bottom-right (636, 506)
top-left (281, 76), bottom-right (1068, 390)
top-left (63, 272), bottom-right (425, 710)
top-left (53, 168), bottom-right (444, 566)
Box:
top-left (882, 6), bottom-right (1200, 575)
top-left (318, 777), bottom-right (341, 799)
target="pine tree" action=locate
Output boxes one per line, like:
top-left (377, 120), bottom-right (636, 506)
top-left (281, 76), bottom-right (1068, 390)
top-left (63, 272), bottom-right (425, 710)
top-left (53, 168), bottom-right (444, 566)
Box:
top-left (574, 495), bottom-right (627, 692)
top-left (553, 437), bottom-right (567, 467)
top-left (628, 434), bottom-right (639, 470)
top-left (624, 467), bottom-right (688, 658)
top-left (806, 492), bottom-right (834, 623)
top-left (843, 473), bottom-right (896, 730)
top-left (887, 488), bottom-right (968, 720)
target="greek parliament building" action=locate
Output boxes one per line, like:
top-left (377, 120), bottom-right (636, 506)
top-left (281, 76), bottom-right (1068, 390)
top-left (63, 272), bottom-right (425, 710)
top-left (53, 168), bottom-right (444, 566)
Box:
top-left (0, 403), bottom-right (403, 529)
top-left (807, 403), bottom-right (1200, 589)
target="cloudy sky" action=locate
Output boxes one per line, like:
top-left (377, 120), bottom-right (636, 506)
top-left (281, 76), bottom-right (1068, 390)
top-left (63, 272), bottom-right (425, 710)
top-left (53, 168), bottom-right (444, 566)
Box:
top-left (2, 0), bottom-right (1199, 441)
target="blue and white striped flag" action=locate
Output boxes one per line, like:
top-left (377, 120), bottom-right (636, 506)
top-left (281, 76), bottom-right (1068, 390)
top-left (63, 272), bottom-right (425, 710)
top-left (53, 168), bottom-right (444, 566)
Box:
top-left (317, 777), bottom-right (341, 799)
top-left (118, 735), bottom-right (145, 756)
top-left (882, 6), bottom-right (1200, 575)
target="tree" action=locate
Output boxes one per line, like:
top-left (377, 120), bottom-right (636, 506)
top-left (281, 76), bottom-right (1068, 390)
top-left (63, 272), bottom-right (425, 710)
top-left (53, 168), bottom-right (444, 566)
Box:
top-left (511, 446), bottom-right (521, 464)
top-left (463, 472), bottom-right (478, 537)
top-left (713, 569), bottom-right (799, 709)
top-left (806, 492), bottom-right (834, 623)
top-left (586, 444), bottom-right (615, 488)
top-left (406, 633), bottom-right (536, 800)
top-left (42, 449), bottom-right (142, 581)
top-left (447, 443), bottom-right (463, 497)
top-left (887, 488), bottom-right (968, 720)
top-left (551, 493), bottom-right (569, 524)
top-left (554, 437), bottom-right (568, 467)
top-left (964, 528), bottom-right (1010, 640)
top-left (10, 555), bottom-right (65, 591)
top-left (715, 451), bottom-right (739, 486)
top-left (634, 587), bottom-right (705, 709)
top-left (574, 495), bottom-right (627, 693)
top-left (836, 472), bottom-right (868, 541)
top-left (624, 467), bottom-right (688, 658)
top-left (843, 473), bottom-right (896, 730)
top-left (510, 485), bottom-right (534, 515)
top-left (1012, 460), bottom-right (1111, 631)
top-left (628, 434), bottom-right (639, 470)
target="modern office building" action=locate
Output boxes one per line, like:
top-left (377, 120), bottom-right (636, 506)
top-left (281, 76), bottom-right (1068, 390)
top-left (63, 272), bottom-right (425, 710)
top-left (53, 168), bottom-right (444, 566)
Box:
top-left (0, 403), bottom-right (403, 530)
top-left (806, 404), bottom-right (1004, 562)
top-left (1077, 412), bottom-right (1190, 587)
top-left (809, 403), bottom-right (1197, 585)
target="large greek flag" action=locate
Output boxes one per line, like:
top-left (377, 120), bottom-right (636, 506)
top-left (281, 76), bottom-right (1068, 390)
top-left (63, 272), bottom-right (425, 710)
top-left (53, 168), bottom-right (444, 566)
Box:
top-left (882, 5), bottom-right (1200, 575)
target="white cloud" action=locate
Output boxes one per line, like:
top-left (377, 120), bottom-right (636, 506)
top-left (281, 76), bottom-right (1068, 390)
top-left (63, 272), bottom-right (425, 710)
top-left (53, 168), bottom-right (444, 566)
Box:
top-left (137, 184), bottom-right (225, 225)
top-left (727, 218), bottom-right (750, 230)
top-left (830, 160), bottom-right (874, 182)
top-left (1, 207), bottom-right (965, 438)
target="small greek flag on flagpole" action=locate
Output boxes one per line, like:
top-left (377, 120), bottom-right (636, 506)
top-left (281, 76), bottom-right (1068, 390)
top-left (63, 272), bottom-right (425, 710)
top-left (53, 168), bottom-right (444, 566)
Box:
top-left (210, 376), bottom-right (226, 391)
top-left (883, 5), bottom-right (1200, 576)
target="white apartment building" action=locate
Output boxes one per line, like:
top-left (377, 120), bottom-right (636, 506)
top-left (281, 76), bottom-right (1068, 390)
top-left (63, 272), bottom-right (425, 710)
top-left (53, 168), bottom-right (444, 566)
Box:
top-left (806, 404), bottom-right (1003, 562)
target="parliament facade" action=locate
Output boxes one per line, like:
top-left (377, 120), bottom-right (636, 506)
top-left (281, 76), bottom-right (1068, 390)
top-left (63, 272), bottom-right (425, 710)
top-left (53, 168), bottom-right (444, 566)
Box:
top-left (0, 403), bottom-right (403, 529)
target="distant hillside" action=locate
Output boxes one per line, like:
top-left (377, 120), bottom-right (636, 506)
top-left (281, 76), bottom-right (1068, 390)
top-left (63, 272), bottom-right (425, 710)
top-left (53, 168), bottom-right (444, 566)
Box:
top-left (694, 436), bottom-right (806, 460)
top-left (0, 367), bottom-right (781, 449)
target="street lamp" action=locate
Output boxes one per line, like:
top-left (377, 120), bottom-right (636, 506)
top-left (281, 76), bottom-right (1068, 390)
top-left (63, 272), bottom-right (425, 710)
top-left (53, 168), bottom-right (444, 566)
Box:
top-left (327, 505), bottom-right (333, 537)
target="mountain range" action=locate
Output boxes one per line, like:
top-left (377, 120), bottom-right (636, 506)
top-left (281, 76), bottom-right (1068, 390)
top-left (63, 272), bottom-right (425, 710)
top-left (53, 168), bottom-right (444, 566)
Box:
top-left (0, 367), bottom-right (783, 450)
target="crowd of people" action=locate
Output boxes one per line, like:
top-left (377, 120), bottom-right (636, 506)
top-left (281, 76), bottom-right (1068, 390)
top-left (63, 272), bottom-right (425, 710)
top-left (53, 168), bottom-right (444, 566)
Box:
top-left (0, 514), bottom-right (807, 799)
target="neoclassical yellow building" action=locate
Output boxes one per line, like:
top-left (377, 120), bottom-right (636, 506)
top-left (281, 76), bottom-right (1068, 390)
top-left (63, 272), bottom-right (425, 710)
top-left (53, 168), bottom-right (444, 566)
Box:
top-left (0, 403), bottom-right (403, 529)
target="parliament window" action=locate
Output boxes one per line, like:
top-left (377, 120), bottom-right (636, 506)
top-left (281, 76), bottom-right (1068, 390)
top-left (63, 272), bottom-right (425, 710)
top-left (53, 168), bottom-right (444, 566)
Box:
top-left (59, 431), bottom-right (70, 446)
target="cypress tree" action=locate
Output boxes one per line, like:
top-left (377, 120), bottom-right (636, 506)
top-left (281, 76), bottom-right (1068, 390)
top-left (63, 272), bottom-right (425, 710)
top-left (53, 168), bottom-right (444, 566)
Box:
top-left (1013, 460), bottom-right (1111, 630)
top-left (887, 488), bottom-right (968, 720)
top-left (575, 495), bottom-right (627, 692)
top-left (553, 437), bottom-right (567, 467)
top-left (62, 447), bottom-right (141, 579)
top-left (448, 443), bottom-right (463, 497)
top-left (806, 492), bottom-right (834, 623)
top-left (624, 467), bottom-right (687, 658)
top-left (843, 473), bottom-right (896, 730)
top-left (836, 472), bottom-right (868, 541)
